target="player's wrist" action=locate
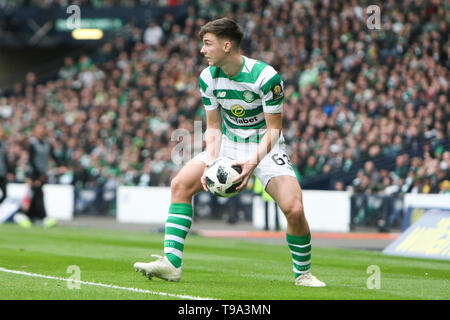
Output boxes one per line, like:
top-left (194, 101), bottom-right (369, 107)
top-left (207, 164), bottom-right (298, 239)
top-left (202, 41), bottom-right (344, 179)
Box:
top-left (248, 155), bottom-right (260, 167)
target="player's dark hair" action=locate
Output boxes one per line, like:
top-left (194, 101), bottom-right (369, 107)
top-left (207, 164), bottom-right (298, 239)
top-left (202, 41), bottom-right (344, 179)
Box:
top-left (198, 17), bottom-right (243, 47)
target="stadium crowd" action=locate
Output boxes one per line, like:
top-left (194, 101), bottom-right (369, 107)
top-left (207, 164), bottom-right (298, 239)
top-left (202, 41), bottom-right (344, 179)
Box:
top-left (0, 0), bottom-right (185, 9)
top-left (0, 0), bottom-right (448, 200)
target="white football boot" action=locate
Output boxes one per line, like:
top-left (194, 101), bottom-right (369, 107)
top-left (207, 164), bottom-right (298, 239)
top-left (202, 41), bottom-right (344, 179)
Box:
top-left (295, 271), bottom-right (326, 287)
top-left (134, 255), bottom-right (181, 282)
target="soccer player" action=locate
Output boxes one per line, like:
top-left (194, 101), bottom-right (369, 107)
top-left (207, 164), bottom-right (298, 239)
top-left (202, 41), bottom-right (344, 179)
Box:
top-left (134, 17), bottom-right (326, 287)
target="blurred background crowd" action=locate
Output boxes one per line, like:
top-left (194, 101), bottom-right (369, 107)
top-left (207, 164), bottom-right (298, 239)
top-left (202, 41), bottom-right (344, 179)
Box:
top-left (0, 0), bottom-right (184, 8)
top-left (0, 0), bottom-right (448, 209)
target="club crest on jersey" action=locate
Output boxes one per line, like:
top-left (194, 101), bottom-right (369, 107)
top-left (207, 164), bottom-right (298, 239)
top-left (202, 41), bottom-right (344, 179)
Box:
top-left (242, 90), bottom-right (256, 103)
top-left (272, 84), bottom-right (283, 100)
top-left (230, 104), bottom-right (245, 117)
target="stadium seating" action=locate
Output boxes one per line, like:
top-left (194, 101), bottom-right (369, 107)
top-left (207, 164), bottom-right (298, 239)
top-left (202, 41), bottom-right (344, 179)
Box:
top-left (0, 0), bottom-right (448, 215)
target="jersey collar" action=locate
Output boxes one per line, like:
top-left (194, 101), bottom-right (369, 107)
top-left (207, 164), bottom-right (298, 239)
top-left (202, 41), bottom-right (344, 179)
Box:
top-left (227, 55), bottom-right (247, 81)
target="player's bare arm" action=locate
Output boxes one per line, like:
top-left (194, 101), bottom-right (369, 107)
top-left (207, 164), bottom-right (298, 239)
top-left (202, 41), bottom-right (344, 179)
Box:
top-left (233, 112), bottom-right (282, 191)
top-left (201, 108), bottom-right (222, 191)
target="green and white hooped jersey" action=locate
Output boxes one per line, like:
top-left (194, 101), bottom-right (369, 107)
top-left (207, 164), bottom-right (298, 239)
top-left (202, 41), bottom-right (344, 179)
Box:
top-left (199, 56), bottom-right (285, 143)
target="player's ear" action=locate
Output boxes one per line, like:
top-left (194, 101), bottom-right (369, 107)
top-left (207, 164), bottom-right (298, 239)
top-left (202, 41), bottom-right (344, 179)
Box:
top-left (223, 39), bottom-right (232, 53)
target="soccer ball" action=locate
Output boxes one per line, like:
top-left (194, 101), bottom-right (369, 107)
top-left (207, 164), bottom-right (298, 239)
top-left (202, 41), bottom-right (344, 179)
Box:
top-left (205, 157), bottom-right (242, 198)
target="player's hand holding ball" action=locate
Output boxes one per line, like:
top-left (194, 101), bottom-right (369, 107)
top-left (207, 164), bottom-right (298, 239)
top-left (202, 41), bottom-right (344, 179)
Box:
top-left (231, 160), bottom-right (257, 192)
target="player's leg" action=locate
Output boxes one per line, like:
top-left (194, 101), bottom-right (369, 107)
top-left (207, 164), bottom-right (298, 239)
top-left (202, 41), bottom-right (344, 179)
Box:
top-left (264, 175), bottom-right (325, 287)
top-left (265, 176), bottom-right (312, 278)
top-left (265, 175), bottom-right (309, 237)
top-left (134, 158), bottom-right (205, 281)
top-left (164, 159), bottom-right (205, 268)
top-left (255, 145), bottom-right (326, 287)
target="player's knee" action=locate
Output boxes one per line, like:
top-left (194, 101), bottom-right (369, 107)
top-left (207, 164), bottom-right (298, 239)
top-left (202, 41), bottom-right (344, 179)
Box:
top-left (170, 177), bottom-right (184, 196)
top-left (284, 200), bottom-right (305, 225)
top-left (171, 176), bottom-right (193, 198)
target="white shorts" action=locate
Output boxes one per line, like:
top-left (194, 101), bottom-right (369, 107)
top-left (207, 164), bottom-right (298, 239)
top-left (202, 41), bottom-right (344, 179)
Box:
top-left (193, 135), bottom-right (297, 188)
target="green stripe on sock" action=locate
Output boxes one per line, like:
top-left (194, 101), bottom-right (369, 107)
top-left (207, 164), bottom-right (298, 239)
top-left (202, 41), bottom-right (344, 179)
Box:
top-left (286, 232), bottom-right (311, 245)
top-left (167, 216), bottom-right (192, 229)
top-left (168, 203), bottom-right (193, 216)
top-left (291, 253), bottom-right (311, 263)
top-left (166, 253), bottom-right (182, 268)
top-left (165, 226), bottom-right (188, 238)
top-left (164, 239), bottom-right (184, 252)
top-left (287, 243), bottom-right (311, 253)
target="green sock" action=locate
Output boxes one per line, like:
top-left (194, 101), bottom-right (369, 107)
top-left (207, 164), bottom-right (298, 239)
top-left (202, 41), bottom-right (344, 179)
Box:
top-left (164, 203), bottom-right (193, 268)
top-left (286, 232), bottom-right (312, 278)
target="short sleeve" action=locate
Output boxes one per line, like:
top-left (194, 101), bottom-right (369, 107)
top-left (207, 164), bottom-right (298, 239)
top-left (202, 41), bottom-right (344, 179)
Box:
top-left (199, 69), bottom-right (219, 111)
top-left (259, 67), bottom-right (284, 113)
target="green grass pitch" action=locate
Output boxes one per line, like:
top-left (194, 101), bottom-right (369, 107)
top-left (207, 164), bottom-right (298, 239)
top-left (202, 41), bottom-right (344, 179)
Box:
top-left (0, 223), bottom-right (448, 300)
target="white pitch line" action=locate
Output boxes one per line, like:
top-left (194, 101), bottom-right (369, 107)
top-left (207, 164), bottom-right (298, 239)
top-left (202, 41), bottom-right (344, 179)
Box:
top-left (0, 267), bottom-right (216, 300)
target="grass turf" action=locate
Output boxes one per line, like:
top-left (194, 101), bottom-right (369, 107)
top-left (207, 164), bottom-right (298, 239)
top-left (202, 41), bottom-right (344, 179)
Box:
top-left (0, 223), bottom-right (448, 300)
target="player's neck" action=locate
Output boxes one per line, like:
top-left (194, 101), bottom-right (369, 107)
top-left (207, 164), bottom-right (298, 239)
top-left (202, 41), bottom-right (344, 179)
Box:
top-left (220, 54), bottom-right (243, 78)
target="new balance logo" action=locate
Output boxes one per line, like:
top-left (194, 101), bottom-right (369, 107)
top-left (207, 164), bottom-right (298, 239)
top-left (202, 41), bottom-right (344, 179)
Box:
top-left (217, 91), bottom-right (226, 98)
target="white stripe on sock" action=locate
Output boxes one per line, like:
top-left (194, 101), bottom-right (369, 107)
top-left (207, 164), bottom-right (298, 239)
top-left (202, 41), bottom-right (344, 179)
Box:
top-left (164, 234), bottom-right (185, 244)
top-left (168, 214), bottom-right (192, 222)
top-left (293, 266), bottom-right (310, 274)
top-left (287, 242), bottom-right (311, 248)
top-left (164, 247), bottom-right (183, 259)
top-left (165, 223), bottom-right (189, 232)
top-left (290, 250), bottom-right (311, 257)
top-left (293, 259), bottom-right (311, 266)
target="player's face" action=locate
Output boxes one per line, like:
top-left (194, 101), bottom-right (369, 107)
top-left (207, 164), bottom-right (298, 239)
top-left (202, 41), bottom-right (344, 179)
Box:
top-left (200, 33), bottom-right (226, 66)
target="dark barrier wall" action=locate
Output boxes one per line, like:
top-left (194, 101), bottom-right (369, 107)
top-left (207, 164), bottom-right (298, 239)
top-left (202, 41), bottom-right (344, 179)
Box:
top-left (0, 4), bottom-right (189, 46)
